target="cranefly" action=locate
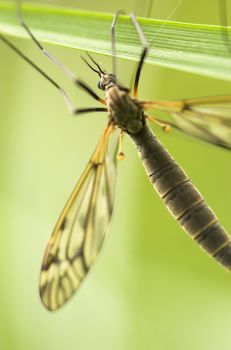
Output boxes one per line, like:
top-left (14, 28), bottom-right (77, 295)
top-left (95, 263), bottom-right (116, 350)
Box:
top-left (1, 1), bottom-right (231, 311)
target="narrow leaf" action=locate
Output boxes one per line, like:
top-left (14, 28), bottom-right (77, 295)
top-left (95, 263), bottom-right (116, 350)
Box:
top-left (1, 1), bottom-right (231, 80)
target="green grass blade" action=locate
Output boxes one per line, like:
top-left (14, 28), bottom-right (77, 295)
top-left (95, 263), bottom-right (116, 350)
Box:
top-left (1, 1), bottom-right (231, 81)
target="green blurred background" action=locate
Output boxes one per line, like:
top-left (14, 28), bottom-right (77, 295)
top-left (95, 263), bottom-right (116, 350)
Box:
top-left (1, 0), bottom-right (231, 349)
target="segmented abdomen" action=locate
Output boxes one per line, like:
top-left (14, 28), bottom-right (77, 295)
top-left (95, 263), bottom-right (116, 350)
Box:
top-left (129, 123), bottom-right (231, 270)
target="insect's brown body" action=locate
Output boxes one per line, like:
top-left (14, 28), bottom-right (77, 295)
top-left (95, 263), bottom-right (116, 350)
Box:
top-left (105, 80), bottom-right (231, 271)
top-left (106, 85), bottom-right (144, 133)
top-left (2, 2), bottom-right (231, 311)
top-left (129, 124), bottom-right (231, 270)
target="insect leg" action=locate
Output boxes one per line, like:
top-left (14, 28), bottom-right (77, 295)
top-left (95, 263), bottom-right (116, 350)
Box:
top-left (0, 34), bottom-right (61, 92)
top-left (0, 35), bottom-right (106, 116)
top-left (110, 10), bottom-right (125, 77)
top-left (0, 34), bottom-right (74, 111)
top-left (15, 0), bottom-right (75, 80)
top-left (131, 1), bottom-right (181, 95)
top-left (15, 0), bottom-right (106, 105)
top-left (72, 107), bottom-right (108, 115)
top-left (129, 13), bottom-right (148, 98)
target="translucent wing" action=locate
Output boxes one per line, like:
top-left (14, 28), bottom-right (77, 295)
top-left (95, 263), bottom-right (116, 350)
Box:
top-left (145, 95), bottom-right (231, 149)
top-left (40, 125), bottom-right (117, 311)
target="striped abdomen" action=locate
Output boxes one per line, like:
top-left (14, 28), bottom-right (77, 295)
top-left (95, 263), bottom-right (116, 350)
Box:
top-left (129, 123), bottom-right (231, 270)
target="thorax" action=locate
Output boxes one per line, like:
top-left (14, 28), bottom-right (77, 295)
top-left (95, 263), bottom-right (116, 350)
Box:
top-left (105, 85), bottom-right (144, 133)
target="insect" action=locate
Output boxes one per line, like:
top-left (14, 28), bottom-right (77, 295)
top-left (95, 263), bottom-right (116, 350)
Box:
top-left (1, 1), bottom-right (231, 311)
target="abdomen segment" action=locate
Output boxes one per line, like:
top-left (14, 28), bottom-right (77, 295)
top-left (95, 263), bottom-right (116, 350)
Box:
top-left (129, 123), bottom-right (231, 270)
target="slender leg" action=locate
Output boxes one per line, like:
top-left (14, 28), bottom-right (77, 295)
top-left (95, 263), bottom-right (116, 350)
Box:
top-left (0, 34), bottom-right (60, 92)
top-left (110, 10), bottom-right (147, 95)
top-left (0, 35), bottom-right (107, 116)
top-left (110, 4), bottom-right (152, 80)
top-left (72, 107), bottom-right (107, 115)
top-left (129, 13), bottom-right (148, 98)
top-left (132, 1), bottom-right (182, 97)
top-left (16, 0), bottom-right (75, 80)
top-left (15, 0), bottom-right (105, 104)
top-left (110, 10), bottom-right (124, 76)
top-left (76, 80), bottom-right (105, 104)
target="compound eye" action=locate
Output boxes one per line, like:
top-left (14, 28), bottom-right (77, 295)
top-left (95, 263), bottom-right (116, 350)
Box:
top-left (108, 73), bottom-right (116, 82)
top-left (97, 81), bottom-right (102, 89)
